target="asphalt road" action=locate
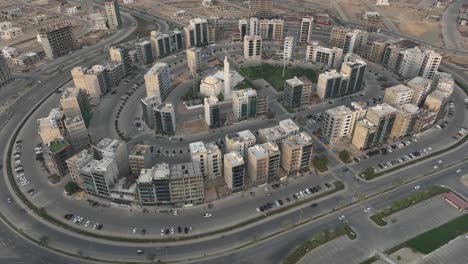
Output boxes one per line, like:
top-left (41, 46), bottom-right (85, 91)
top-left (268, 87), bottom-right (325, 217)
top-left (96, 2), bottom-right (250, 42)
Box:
top-left (441, 0), bottom-right (466, 50)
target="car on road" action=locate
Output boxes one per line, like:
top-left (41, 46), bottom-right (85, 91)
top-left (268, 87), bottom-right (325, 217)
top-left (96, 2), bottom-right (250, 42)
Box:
top-left (132, 227), bottom-right (138, 234)
top-left (364, 207), bottom-right (371, 213)
top-left (173, 210), bottom-right (178, 216)
top-left (338, 215), bottom-right (346, 220)
top-left (414, 185), bottom-right (420, 190)
top-left (136, 250), bottom-right (144, 254)
top-left (203, 213), bottom-right (212, 218)
top-left (64, 214), bottom-right (73, 220)
top-left (160, 229), bottom-right (165, 236)
top-left (92, 223), bottom-right (99, 230)
top-left (256, 207), bottom-right (261, 213)
top-left (7, 198), bottom-right (12, 204)
top-left (84, 220), bottom-right (91, 227)
top-left (170, 227), bottom-right (175, 234)
top-left (433, 165), bottom-right (438, 169)
top-left (456, 169), bottom-right (462, 173)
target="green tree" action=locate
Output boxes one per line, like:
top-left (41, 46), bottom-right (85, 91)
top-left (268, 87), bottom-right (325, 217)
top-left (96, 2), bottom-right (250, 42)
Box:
top-left (64, 181), bottom-right (79, 195)
top-left (338, 150), bottom-right (351, 163)
top-left (218, 93), bottom-right (224, 101)
top-left (39, 235), bottom-right (49, 246)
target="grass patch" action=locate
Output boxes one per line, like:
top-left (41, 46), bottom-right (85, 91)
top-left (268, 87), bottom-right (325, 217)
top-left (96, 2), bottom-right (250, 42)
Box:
top-left (360, 167), bottom-right (376, 180)
top-left (234, 79), bottom-right (253, 90)
top-left (312, 155), bottom-right (328, 172)
top-left (369, 185), bottom-right (449, 226)
top-left (283, 224), bottom-right (356, 264)
top-left (48, 174), bottom-right (61, 184)
top-left (338, 150), bottom-right (351, 163)
top-left (240, 63), bottom-right (318, 91)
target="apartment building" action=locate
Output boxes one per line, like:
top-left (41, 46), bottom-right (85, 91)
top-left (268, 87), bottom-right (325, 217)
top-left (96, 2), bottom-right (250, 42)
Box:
top-left (154, 103), bottom-right (176, 134)
top-left (38, 23), bottom-right (75, 59)
top-left (66, 149), bottom-right (93, 189)
top-left (64, 116), bottom-right (89, 152)
top-left (149, 30), bottom-right (184, 59)
top-left (351, 119), bottom-right (378, 150)
top-left (283, 36), bottom-right (294, 60)
top-left (259, 19), bottom-right (284, 42)
top-left (305, 42), bottom-right (343, 69)
top-left (321, 105), bottom-right (358, 144)
top-left (232, 88), bottom-right (257, 121)
top-left (136, 163), bottom-right (171, 205)
top-left (144, 63), bottom-right (171, 103)
top-left (45, 138), bottom-right (74, 176)
top-left (389, 103), bottom-right (419, 139)
top-left (299, 17), bottom-right (313, 43)
top-left (207, 17), bottom-right (219, 44)
top-left (365, 103), bottom-right (397, 144)
top-left (128, 144), bottom-right (153, 175)
top-left (225, 130), bottom-right (256, 159)
top-left (280, 132), bottom-right (313, 175)
top-left (397, 47), bottom-right (425, 79)
top-left (189, 141), bottom-right (222, 180)
top-left (248, 0), bottom-right (272, 18)
top-left (362, 11), bottom-right (381, 32)
top-left (224, 152), bottom-right (245, 192)
top-left (71, 65), bottom-right (110, 104)
top-left (0, 54), bottom-right (12, 88)
top-left (93, 138), bottom-right (129, 177)
top-left (204, 95), bottom-right (221, 128)
top-left (60, 87), bottom-right (90, 120)
top-left (135, 39), bottom-right (153, 65)
top-left (104, 0), bottom-right (122, 30)
top-left (247, 145), bottom-right (269, 186)
top-left (184, 18), bottom-right (209, 48)
top-left (187, 47), bottom-right (202, 74)
top-left (37, 108), bottom-right (66, 145)
top-left (383, 84), bottom-right (414, 107)
top-left (368, 39), bottom-right (388, 63)
top-left (261, 142), bottom-right (281, 181)
top-left (80, 158), bottom-right (119, 198)
top-left (424, 90), bottom-right (449, 120)
top-left (258, 118), bottom-right (300, 144)
top-left (432, 72), bottom-right (454, 96)
top-left (329, 27), bottom-right (368, 54)
top-left (407, 76), bottom-right (432, 107)
top-left (169, 163), bottom-right (204, 206)
top-left (140, 96), bottom-right (160, 129)
top-left (283, 76), bottom-right (310, 108)
top-left (244, 35), bottom-right (262, 60)
top-left (109, 45), bottom-right (131, 75)
top-left (418, 49), bottom-right (442, 80)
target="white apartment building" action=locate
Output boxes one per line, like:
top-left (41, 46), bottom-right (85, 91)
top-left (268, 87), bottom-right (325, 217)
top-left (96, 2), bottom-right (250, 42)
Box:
top-left (283, 36), bottom-right (294, 60)
top-left (398, 47), bottom-right (425, 79)
top-left (321, 105), bottom-right (358, 144)
top-left (232, 88), bottom-right (257, 121)
top-left (418, 49), bottom-right (442, 80)
top-left (305, 42), bottom-right (343, 69)
top-left (144, 63), bottom-right (171, 104)
top-left (299, 17), bottom-right (313, 43)
top-left (383, 84), bottom-right (414, 107)
top-left (204, 95), bottom-right (221, 128)
top-left (93, 138), bottom-right (129, 177)
top-left (244, 35), bottom-right (262, 60)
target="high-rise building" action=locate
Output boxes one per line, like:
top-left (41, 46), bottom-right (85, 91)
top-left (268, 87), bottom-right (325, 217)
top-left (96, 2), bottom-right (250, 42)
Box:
top-left (382, 43), bottom-right (406, 73)
top-left (109, 45), bottom-right (131, 75)
top-left (305, 42), bottom-right (343, 69)
top-left (204, 95), bottom-right (221, 128)
top-left (259, 19), bottom-right (284, 42)
top-left (257, 95), bottom-right (269, 114)
top-left (64, 116), bottom-right (89, 152)
top-left (397, 47), bottom-right (425, 79)
top-left (224, 151), bottom-right (245, 192)
top-left (368, 39), bottom-right (388, 63)
top-left (261, 142), bottom-right (281, 182)
top-left (140, 96), bottom-right (160, 129)
top-left (247, 145), bottom-right (269, 186)
top-left (144, 63), bottom-right (171, 103)
top-left (37, 108), bottom-right (66, 145)
top-left (66, 149), bottom-right (93, 189)
top-left (249, 17), bottom-right (260, 36)
top-left (71, 65), bottom-right (110, 104)
top-left (224, 56), bottom-right (233, 99)
top-left (364, 103), bottom-right (397, 144)
top-left (424, 90), bottom-right (449, 120)
top-left (135, 39), bottom-right (153, 65)
top-left (383, 84), bottom-right (414, 107)
top-left (317, 70), bottom-right (344, 100)
top-left (239, 19), bottom-right (248, 39)
top-left (244, 35), bottom-right (262, 60)
top-left (225, 130), bottom-right (256, 159)
top-left (189, 141), bottom-right (222, 180)
top-left (413, 109), bottom-right (437, 134)
top-left (283, 36), bottom-right (294, 60)
top-left (249, 0), bottom-right (272, 18)
top-left (154, 103), bottom-right (176, 134)
top-left (407, 76), bottom-right (432, 107)
top-left (258, 119), bottom-right (300, 144)
top-left (283, 76), bottom-right (310, 108)
top-left (93, 138), bottom-right (129, 177)
top-left (149, 30), bottom-right (184, 59)
top-left (280, 132), bottom-right (313, 176)
top-left (299, 17), bottom-right (313, 43)
top-left (186, 47), bottom-right (201, 74)
top-left (232, 88), bottom-right (257, 121)
top-left (45, 138), bottom-right (74, 176)
top-left (38, 23), bottom-right (75, 59)
top-left (340, 56), bottom-right (367, 95)
top-left (184, 18), bottom-right (209, 48)
top-left (136, 163), bottom-right (171, 205)
top-left (0, 54), bottom-right (12, 87)
top-left (389, 103), bottom-right (419, 139)
top-left (351, 119), bottom-right (377, 150)
top-left (104, 0), bottom-right (122, 30)
top-left (80, 157), bottom-right (119, 198)
top-left (128, 144), bottom-right (153, 175)
top-left (418, 49), bottom-right (442, 80)
top-left (169, 163), bottom-right (204, 205)
top-left (432, 72), bottom-right (454, 96)
top-left (207, 17), bottom-right (219, 44)
top-left (105, 61), bottom-right (125, 87)
top-left (322, 105), bottom-right (358, 144)
top-left (329, 27), bottom-right (368, 54)
top-left (362, 11), bottom-right (381, 32)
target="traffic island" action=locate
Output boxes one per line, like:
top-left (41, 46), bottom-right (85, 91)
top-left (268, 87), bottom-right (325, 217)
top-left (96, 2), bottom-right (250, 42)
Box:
top-left (369, 185), bottom-right (449, 226)
top-left (283, 224), bottom-right (357, 264)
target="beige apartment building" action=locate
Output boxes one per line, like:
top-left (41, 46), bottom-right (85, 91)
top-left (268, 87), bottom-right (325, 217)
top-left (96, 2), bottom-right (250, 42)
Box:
top-left (407, 76), bottom-right (432, 107)
top-left (224, 151), bottom-right (245, 192)
top-left (244, 35), bottom-right (262, 60)
top-left (389, 103), bottom-right (419, 139)
top-left (424, 90), bottom-right (449, 119)
top-left (169, 163), bottom-right (204, 206)
top-left (60, 87), bottom-right (89, 118)
top-left (128, 144), bottom-right (153, 175)
top-left (280, 132), bottom-right (313, 176)
top-left (144, 63), bottom-right (171, 103)
top-left (66, 150), bottom-right (93, 189)
top-left (225, 130), bottom-right (256, 159)
top-left (189, 141), bottom-right (222, 180)
top-left (104, 0), bottom-right (122, 30)
top-left (259, 19), bottom-right (284, 42)
top-left (383, 84), bottom-right (414, 107)
top-left (249, 0), bottom-right (272, 18)
top-left (247, 145), bottom-right (269, 186)
top-left (258, 118), bottom-right (300, 144)
top-left (71, 65), bottom-right (109, 104)
top-left (186, 47), bottom-right (201, 74)
top-left (321, 105), bottom-right (358, 144)
top-left (352, 119), bottom-right (378, 150)
top-left (64, 116), bottom-right (89, 152)
top-left (37, 108), bottom-right (66, 145)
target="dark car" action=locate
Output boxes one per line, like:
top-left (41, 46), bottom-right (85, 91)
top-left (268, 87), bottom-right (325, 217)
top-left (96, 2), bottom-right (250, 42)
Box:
top-left (278, 200), bottom-right (284, 206)
top-left (97, 224), bottom-right (103, 230)
top-left (178, 226), bottom-right (182, 233)
top-left (64, 213), bottom-right (73, 220)
top-left (184, 227), bottom-right (189, 234)
top-left (165, 229), bottom-right (170, 235)
top-left (310, 203), bottom-right (318, 208)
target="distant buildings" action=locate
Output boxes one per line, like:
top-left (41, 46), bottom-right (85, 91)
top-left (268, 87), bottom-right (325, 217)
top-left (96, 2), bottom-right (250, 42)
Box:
top-left (244, 35), bottom-right (262, 60)
top-left (149, 30), bottom-right (184, 59)
top-left (305, 42), bottom-right (343, 69)
top-left (362, 11), bottom-right (381, 32)
top-left (37, 23), bottom-right (76, 59)
top-left (184, 18), bottom-right (209, 48)
top-left (248, 0), bottom-right (272, 18)
top-left (283, 36), bottom-right (294, 60)
top-left (144, 63), bottom-right (171, 104)
top-left (259, 19), bottom-right (284, 42)
top-left (329, 27), bottom-right (368, 54)
top-left (104, 0), bottom-right (122, 30)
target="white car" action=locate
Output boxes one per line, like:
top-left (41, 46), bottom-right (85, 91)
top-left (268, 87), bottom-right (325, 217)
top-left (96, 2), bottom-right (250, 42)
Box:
top-left (170, 227), bottom-right (175, 234)
top-left (456, 169), bottom-right (462, 173)
top-left (433, 165), bottom-right (438, 169)
top-left (132, 227), bottom-right (138, 234)
top-left (437, 160), bottom-right (442, 164)
top-left (160, 229), bottom-right (165, 236)
top-left (338, 215), bottom-right (346, 220)
top-left (256, 207), bottom-right (261, 213)
top-left (364, 207), bottom-right (371, 213)
top-left (203, 213), bottom-right (212, 218)
top-left (84, 220), bottom-right (91, 227)
top-left (414, 185), bottom-right (420, 190)
top-left (173, 210), bottom-right (178, 216)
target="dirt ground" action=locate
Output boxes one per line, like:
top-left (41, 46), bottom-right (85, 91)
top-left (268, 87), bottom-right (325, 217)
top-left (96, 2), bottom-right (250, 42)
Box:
top-left (443, 54), bottom-right (468, 68)
top-left (388, 247), bottom-right (424, 264)
top-left (176, 119), bottom-right (208, 136)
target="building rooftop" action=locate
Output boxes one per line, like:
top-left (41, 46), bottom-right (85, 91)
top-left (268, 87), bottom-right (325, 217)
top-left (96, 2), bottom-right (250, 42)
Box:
top-left (205, 142), bottom-right (220, 153)
top-left (47, 138), bottom-right (70, 153)
top-left (282, 132), bottom-right (312, 147)
top-left (279, 119), bottom-right (300, 134)
top-left (147, 63), bottom-right (168, 75)
top-left (154, 103), bottom-right (173, 112)
top-left (189, 141), bottom-right (207, 154)
top-left (190, 18), bottom-right (208, 24)
top-left (233, 88), bottom-right (256, 98)
top-left (325, 105), bottom-right (353, 116)
top-left (248, 145), bottom-right (268, 159)
top-left (204, 95), bottom-right (219, 105)
top-left (227, 130), bottom-right (256, 142)
top-left (61, 87), bottom-right (80, 99)
top-left (319, 70), bottom-right (343, 79)
top-left (363, 11), bottom-right (380, 19)
top-left (369, 103), bottom-right (397, 116)
top-left (261, 142), bottom-right (280, 154)
top-left (285, 76), bottom-right (303, 87)
top-left (95, 138), bottom-right (124, 154)
top-left (92, 157), bottom-right (115, 173)
top-left (129, 144), bottom-right (151, 157)
top-left (407, 76), bottom-right (431, 87)
top-left (427, 90), bottom-right (450, 101)
top-left (67, 149), bottom-right (93, 166)
top-left (224, 151), bottom-right (244, 167)
top-left (398, 103), bottom-right (419, 114)
top-left (38, 22), bottom-right (71, 34)
top-left (386, 84), bottom-right (413, 94)
top-left (358, 119), bottom-right (377, 129)
top-left (170, 162), bottom-right (201, 179)
top-left (137, 163), bottom-right (170, 183)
